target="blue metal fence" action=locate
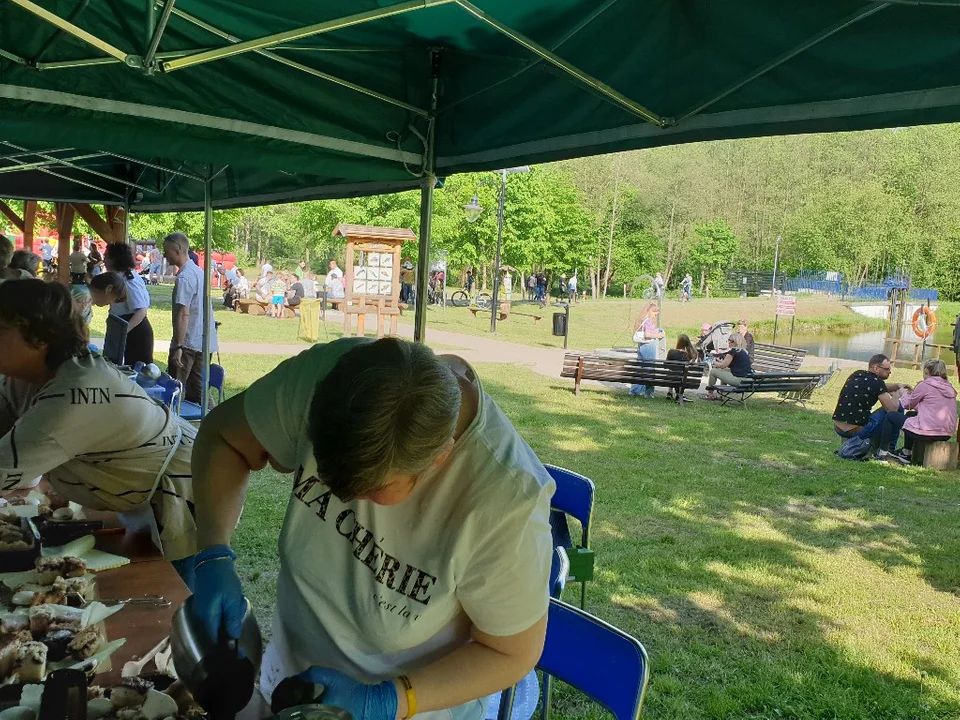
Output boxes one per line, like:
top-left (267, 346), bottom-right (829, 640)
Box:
top-left (785, 270), bottom-right (843, 295)
top-left (780, 270), bottom-right (938, 302)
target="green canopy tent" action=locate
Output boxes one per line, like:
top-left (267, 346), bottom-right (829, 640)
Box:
top-left (4, 0), bottom-right (960, 409)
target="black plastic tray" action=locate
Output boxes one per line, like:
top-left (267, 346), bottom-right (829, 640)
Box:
top-left (0, 518), bottom-right (41, 572)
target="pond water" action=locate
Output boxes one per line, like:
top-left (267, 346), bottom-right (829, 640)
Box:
top-left (774, 323), bottom-right (956, 366)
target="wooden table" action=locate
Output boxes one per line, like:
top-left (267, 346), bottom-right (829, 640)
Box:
top-left (95, 532), bottom-right (190, 686)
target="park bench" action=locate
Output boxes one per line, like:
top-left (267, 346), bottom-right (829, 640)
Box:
top-left (468, 306), bottom-right (542, 322)
top-left (751, 342), bottom-right (807, 373)
top-left (561, 352), bottom-right (706, 403)
top-left (511, 311), bottom-right (543, 324)
top-left (713, 371), bottom-right (828, 408)
top-left (469, 307), bottom-right (508, 321)
top-left (237, 297), bottom-right (343, 318)
top-left (236, 298), bottom-right (295, 318)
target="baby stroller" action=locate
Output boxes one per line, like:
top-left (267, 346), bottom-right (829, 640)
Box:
top-left (694, 321), bottom-right (735, 361)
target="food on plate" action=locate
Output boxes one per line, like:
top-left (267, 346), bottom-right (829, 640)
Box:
top-left (50, 508), bottom-right (74, 522)
top-left (52, 575), bottom-right (93, 600)
top-left (35, 557), bottom-right (86, 585)
top-left (28, 605), bottom-right (83, 635)
top-left (1, 612), bottom-right (28, 635)
top-left (0, 523), bottom-right (28, 551)
top-left (110, 677), bottom-right (153, 709)
top-left (12, 588), bottom-right (68, 608)
top-left (67, 625), bottom-right (104, 659)
top-left (11, 641), bottom-right (47, 683)
top-left (40, 629), bottom-right (75, 662)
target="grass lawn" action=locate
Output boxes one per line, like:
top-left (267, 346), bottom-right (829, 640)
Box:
top-left (88, 284), bottom-right (336, 346)
top-left (218, 352), bottom-right (960, 720)
top-left (417, 295), bottom-right (886, 353)
top-left (88, 284), bottom-right (895, 355)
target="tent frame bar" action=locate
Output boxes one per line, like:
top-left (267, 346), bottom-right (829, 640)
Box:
top-left (453, 0), bottom-right (663, 126)
top-left (0, 148), bottom-right (74, 162)
top-left (677, 2), bottom-right (891, 123)
top-left (0, 48), bottom-right (29, 66)
top-left (34, 0), bottom-right (91, 63)
top-left (102, 152), bottom-right (205, 182)
top-left (0, 152), bottom-right (103, 174)
top-left (143, 0), bottom-right (177, 69)
top-left (166, 5), bottom-right (428, 117)
top-left (439, 0), bottom-right (622, 115)
top-left (36, 48), bottom-right (213, 71)
top-left (0, 142), bottom-right (159, 194)
top-left (8, 0), bottom-right (131, 63)
top-left (200, 166), bottom-right (213, 418)
top-left (0, 84), bottom-right (421, 165)
top-left (161, 0), bottom-right (456, 72)
top-left (414, 50), bottom-right (440, 344)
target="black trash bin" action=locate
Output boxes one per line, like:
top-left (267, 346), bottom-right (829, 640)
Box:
top-left (553, 312), bottom-right (567, 337)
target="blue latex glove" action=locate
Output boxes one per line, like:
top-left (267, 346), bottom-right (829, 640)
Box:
top-left (190, 545), bottom-right (246, 642)
top-left (296, 667), bottom-right (398, 720)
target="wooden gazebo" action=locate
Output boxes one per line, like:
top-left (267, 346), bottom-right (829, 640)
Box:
top-left (333, 224), bottom-right (415, 338)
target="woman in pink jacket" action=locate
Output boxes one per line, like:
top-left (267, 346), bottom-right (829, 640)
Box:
top-left (898, 359), bottom-right (958, 461)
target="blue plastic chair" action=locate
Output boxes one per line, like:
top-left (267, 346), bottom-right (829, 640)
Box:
top-left (150, 373), bottom-right (182, 413)
top-left (545, 464), bottom-right (595, 609)
top-left (538, 599), bottom-right (650, 720)
top-left (179, 364), bottom-right (226, 420)
top-left (485, 547), bottom-right (570, 720)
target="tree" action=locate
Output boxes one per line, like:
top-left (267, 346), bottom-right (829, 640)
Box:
top-left (690, 219), bottom-right (740, 296)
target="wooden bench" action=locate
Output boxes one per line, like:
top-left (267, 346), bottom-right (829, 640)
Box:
top-left (236, 298), bottom-right (295, 318)
top-left (751, 343), bottom-right (807, 373)
top-left (509, 311), bottom-right (543, 323)
top-left (561, 353), bottom-right (706, 403)
top-left (714, 372), bottom-right (827, 408)
top-left (469, 307), bottom-right (508, 321)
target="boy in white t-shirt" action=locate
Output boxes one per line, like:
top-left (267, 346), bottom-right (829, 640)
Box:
top-left (188, 338), bottom-right (554, 720)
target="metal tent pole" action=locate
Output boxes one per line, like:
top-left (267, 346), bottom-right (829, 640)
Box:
top-left (200, 168), bottom-right (212, 416)
top-left (414, 51), bottom-right (440, 344)
top-left (489, 169), bottom-right (506, 333)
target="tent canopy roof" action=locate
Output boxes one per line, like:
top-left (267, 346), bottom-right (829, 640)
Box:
top-left (2, 0), bottom-right (960, 210)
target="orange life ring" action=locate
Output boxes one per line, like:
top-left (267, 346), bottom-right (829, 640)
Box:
top-left (912, 306), bottom-right (937, 339)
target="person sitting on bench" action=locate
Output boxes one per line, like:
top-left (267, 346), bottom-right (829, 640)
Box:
top-left (666, 334), bottom-right (698, 401)
top-left (896, 358), bottom-right (957, 463)
top-left (832, 353), bottom-right (911, 464)
top-left (704, 333), bottom-right (752, 400)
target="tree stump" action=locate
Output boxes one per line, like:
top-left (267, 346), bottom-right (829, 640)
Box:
top-left (913, 440), bottom-right (958, 471)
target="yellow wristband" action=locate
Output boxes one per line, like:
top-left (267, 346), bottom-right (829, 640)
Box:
top-left (398, 675), bottom-right (416, 719)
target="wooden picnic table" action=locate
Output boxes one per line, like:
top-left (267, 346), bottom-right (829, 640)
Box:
top-left (88, 531), bottom-right (271, 719)
top-left (95, 531), bottom-right (189, 686)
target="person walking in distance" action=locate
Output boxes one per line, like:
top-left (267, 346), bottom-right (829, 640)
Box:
top-left (163, 232), bottom-right (219, 406)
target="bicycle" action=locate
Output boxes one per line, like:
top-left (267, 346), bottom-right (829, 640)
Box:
top-left (475, 292), bottom-right (493, 310)
top-left (450, 290), bottom-right (470, 307)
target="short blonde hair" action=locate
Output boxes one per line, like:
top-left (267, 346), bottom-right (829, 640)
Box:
top-left (727, 333), bottom-right (744, 349)
top-left (924, 359), bottom-right (948, 379)
top-left (308, 338), bottom-right (461, 501)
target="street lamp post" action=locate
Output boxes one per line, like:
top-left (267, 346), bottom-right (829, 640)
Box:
top-left (463, 166), bottom-right (529, 333)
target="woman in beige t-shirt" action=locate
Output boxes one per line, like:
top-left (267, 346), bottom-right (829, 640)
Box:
top-left (0, 279), bottom-right (198, 582)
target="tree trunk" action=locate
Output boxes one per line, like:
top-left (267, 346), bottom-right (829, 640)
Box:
top-left (699, 268), bottom-right (706, 295)
top-left (664, 197), bottom-right (679, 282)
top-left (481, 260), bottom-right (488, 291)
top-left (602, 181), bottom-right (620, 298)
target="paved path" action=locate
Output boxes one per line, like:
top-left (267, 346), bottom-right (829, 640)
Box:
top-left (130, 319), bottom-right (569, 379)
top-left (101, 315), bottom-right (851, 393)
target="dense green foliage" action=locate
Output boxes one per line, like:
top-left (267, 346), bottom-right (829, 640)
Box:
top-left (7, 125), bottom-right (960, 297)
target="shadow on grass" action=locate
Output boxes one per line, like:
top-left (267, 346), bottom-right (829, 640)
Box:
top-left (480, 371), bottom-right (960, 720)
